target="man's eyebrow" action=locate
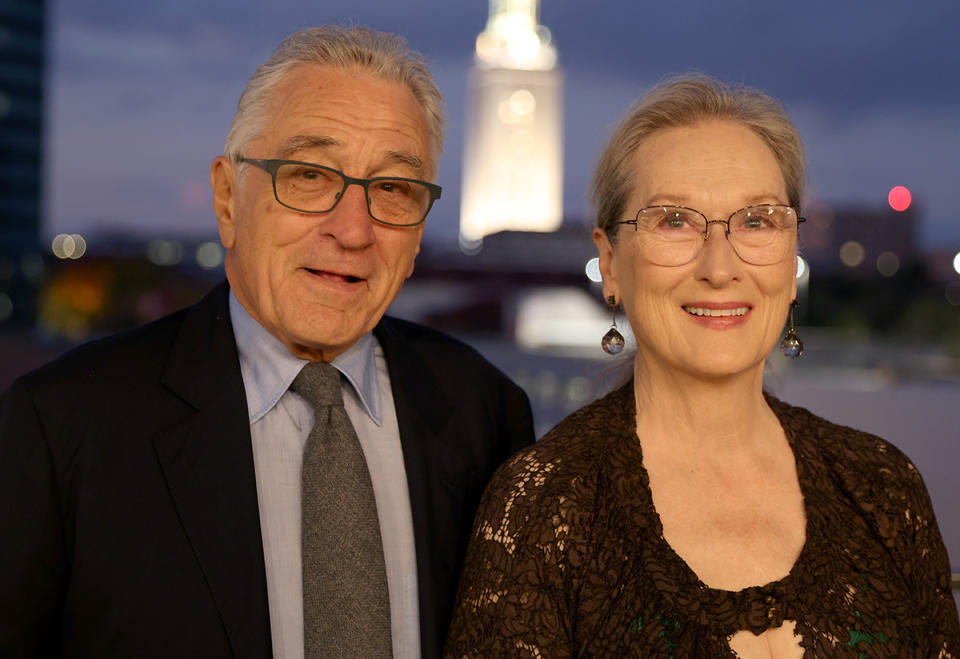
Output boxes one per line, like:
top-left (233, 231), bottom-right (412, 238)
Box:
top-left (279, 135), bottom-right (341, 158)
top-left (384, 150), bottom-right (426, 178)
top-left (277, 137), bottom-right (427, 178)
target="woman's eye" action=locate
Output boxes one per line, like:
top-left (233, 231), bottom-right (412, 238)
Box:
top-left (662, 213), bottom-right (694, 229)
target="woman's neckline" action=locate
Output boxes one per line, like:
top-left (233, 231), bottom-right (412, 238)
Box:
top-left (626, 389), bottom-right (817, 601)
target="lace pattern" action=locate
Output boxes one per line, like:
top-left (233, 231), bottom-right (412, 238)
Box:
top-left (446, 382), bottom-right (960, 657)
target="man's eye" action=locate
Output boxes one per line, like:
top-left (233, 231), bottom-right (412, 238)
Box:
top-left (374, 180), bottom-right (413, 196)
top-left (295, 168), bottom-right (331, 182)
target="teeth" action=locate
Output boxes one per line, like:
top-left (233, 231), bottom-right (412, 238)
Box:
top-left (684, 306), bottom-right (749, 317)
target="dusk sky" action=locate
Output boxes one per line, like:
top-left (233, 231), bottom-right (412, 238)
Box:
top-left (46, 0), bottom-right (960, 249)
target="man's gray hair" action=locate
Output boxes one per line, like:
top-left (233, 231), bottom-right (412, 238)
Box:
top-left (224, 26), bottom-right (445, 173)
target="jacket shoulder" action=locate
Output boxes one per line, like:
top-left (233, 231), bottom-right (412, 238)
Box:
top-left (19, 308), bottom-right (188, 396)
top-left (377, 315), bottom-right (517, 385)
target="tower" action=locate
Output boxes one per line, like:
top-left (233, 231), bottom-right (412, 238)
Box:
top-left (459, 0), bottom-right (563, 252)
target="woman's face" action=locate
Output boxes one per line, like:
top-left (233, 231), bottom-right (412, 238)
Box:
top-left (593, 119), bottom-right (798, 380)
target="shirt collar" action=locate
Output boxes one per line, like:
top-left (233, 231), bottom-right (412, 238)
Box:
top-left (229, 291), bottom-right (382, 426)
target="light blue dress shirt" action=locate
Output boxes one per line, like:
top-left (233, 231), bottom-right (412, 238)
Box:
top-left (229, 292), bottom-right (420, 659)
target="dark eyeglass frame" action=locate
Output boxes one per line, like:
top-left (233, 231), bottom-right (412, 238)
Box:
top-left (611, 203), bottom-right (806, 266)
top-left (240, 157), bottom-right (442, 228)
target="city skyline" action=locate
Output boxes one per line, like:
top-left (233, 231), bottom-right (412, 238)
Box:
top-left (44, 0), bottom-right (960, 249)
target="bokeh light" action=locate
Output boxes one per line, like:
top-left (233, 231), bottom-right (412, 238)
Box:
top-left (51, 235), bottom-right (86, 259)
top-left (795, 255), bottom-right (808, 280)
top-left (146, 240), bottom-right (183, 266)
top-left (21, 254), bottom-right (44, 280)
top-left (51, 234), bottom-right (70, 259)
top-left (195, 242), bottom-right (224, 269)
top-left (585, 257), bottom-right (601, 283)
top-left (459, 234), bottom-right (483, 255)
top-left (888, 185), bottom-right (912, 212)
top-left (839, 241), bottom-right (865, 267)
top-left (876, 251), bottom-right (900, 277)
top-left (953, 251), bottom-right (960, 275)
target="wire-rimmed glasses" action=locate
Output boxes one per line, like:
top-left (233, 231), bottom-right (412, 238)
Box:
top-left (240, 158), bottom-right (442, 227)
top-left (612, 204), bottom-right (804, 266)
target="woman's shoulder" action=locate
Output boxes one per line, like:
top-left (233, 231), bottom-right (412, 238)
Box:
top-left (475, 382), bottom-right (635, 527)
top-left (464, 382), bottom-right (636, 578)
top-left (495, 381), bottom-right (634, 490)
top-left (766, 394), bottom-right (934, 528)
top-left (767, 394), bottom-right (920, 480)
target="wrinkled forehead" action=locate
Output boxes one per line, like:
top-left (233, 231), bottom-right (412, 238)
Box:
top-left (627, 120), bottom-right (787, 208)
top-left (259, 64), bottom-right (436, 175)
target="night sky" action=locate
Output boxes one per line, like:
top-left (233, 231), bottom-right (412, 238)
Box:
top-left (46, 0), bottom-right (960, 248)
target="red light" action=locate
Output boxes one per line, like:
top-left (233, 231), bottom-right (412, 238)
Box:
top-left (888, 185), bottom-right (912, 211)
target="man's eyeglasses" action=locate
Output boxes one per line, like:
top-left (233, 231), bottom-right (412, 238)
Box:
top-left (240, 158), bottom-right (442, 227)
top-left (612, 204), bottom-right (804, 266)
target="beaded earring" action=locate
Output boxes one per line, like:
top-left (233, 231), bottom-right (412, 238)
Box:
top-left (601, 296), bottom-right (625, 355)
top-left (780, 299), bottom-right (804, 358)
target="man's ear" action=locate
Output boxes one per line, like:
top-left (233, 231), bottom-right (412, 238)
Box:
top-left (593, 227), bottom-right (620, 302)
top-left (211, 156), bottom-right (237, 249)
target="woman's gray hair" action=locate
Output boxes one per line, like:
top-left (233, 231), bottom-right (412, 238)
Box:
top-left (224, 26), bottom-right (445, 173)
top-left (591, 74), bottom-right (805, 240)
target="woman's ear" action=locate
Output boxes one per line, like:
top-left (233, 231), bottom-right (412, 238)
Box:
top-left (593, 227), bottom-right (619, 302)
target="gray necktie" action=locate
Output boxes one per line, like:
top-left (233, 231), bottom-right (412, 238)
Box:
top-left (291, 362), bottom-right (393, 659)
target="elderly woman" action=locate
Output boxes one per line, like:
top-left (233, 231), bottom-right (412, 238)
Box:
top-left (446, 77), bottom-right (960, 657)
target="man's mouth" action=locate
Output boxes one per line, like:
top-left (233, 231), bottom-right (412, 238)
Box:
top-left (683, 306), bottom-right (749, 317)
top-left (305, 268), bottom-right (362, 284)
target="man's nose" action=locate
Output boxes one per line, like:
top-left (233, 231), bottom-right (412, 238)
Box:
top-left (324, 182), bottom-right (376, 248)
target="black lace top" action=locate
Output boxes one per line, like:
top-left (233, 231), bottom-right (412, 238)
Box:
top-left (446, 382), bottom-right (960, 657)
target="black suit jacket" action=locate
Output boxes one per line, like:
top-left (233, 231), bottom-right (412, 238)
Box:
top-left (0, 283), bottom-right (534, 658)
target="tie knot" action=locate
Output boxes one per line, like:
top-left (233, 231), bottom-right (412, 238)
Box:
top-left (291, 362), bottom-right (343, 409)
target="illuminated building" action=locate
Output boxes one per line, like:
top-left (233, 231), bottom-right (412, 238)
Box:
top-left (0, 0), bottom-right (46, 326)
top-left (459, 0), bottom-right (564, 251)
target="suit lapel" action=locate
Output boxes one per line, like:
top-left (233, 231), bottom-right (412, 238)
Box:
top-left (153, 283), bottom-right (272, 659)
top-left (375, 318), bottom-right (458, 659)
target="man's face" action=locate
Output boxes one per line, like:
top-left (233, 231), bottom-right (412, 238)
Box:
top-left (212, 65), bottom-right (432, 361)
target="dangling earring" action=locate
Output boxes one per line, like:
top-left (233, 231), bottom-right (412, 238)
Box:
top-left (780, 299), bottom-right (804, 358)
top-left (602, 295), bottom-right (625, 355)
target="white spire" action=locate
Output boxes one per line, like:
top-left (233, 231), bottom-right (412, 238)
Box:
top-left (475, 0), bottom-right (556, 70)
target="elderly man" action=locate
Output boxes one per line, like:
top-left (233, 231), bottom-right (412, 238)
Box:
top-left (0, 27), bottom-right (534, 659)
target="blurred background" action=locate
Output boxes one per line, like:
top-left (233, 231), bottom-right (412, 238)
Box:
top-left (1, 0), bottom-right (958, 589)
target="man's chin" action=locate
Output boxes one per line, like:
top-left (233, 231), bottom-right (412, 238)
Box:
top-left (280, 318), bottom-right (374, 362)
